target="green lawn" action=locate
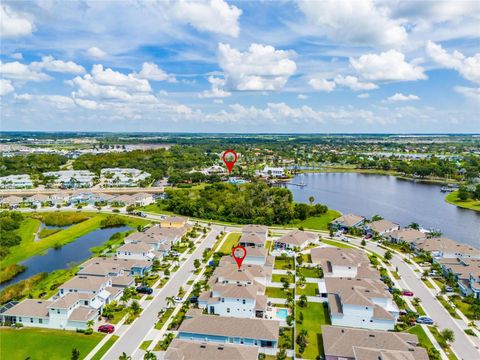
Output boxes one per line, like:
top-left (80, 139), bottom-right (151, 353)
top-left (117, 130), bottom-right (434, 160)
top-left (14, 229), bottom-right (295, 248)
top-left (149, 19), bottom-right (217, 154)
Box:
top-left (450, 296), bottom-right (477, 320)
top-left (266, 287), bottom-right (290, 299)
top-left (296, 282), bottom-right (318, 296)
top-left (274, 257), bottom-right (295, 270)
top-left (271, 274), bottom-right (294, 283)
top-left (297, 266), bottom-right (321, 278)
top-left (290, 210), bottom-right (341, 230)
top-left (428, 326), bottom-right (458, 360)
top-left (436, 296), bottom-right (461, 319)
top-left (1, 212), bottom-right (148, 267)
top-left (140, 340), bottom-right (153, 351)
top-left (16, 218), bottom-right (41, 243)
top-left (0, 328), bottom-right (105, 360)
top-left (90, 335), bottom-right (119, 360)
top-left (407, 325), bottom-right (435, 352)
top-left (217, 232), bottom-right (241, 254)
top-left (296, 302), bottom-right (330, 359)
top-left (155, 307), bottom-right (175, 329)
top-left (321, 239), bottom-right (353, 248)
top-left (445, 191), bottom-right (480, 212)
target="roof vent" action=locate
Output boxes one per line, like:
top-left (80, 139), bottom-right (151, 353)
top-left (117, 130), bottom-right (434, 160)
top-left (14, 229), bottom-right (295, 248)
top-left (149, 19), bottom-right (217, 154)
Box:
top-left (408, 348), bottom-right (415, 352)
top-left (369, 334), bottom-right (375, 338)
top-left (200, 345), bottom-right (206, 349)
top-left (341, 329), bottom-right (344, 333)
top-left (218, 346), bottom-right (224, 350)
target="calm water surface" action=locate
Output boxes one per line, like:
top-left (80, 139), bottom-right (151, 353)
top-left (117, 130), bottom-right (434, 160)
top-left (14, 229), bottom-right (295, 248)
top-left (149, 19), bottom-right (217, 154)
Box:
top-left (286, 173), bottom-right (480, 248)
top-left (1, 225), bottom-right (131, 290)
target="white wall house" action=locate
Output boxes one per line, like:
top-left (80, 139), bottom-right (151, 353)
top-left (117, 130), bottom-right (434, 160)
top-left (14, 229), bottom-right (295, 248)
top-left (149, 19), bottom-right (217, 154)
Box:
top-left (116, 241), bottom-right (155, 260)
top-left (101, 168), bottom-right (150, 187)
top-left (43, 170), bottom-right (95, 189)
top-left (0, 174), bottom-right (33, 189)
top-left (256, 166), bottom-right (285, 177)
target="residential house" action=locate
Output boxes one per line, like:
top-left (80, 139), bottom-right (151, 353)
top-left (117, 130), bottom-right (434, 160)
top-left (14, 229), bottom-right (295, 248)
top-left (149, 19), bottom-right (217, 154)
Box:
top-left (27, 193), bottom-right (51, 207)
top-left (311, 247), bottom-right (379, 279)
top-left (330, 214), bottom-right (365, 231)
top-left (273, 230), bottom-right (319, 251)
top-left (388, 228), bottom-right (426, 244)
top-left (50, 191), bottom-right (71, 205)
top-left (256, 166), bottom-right (285, 178)
top-left (198, 283), bottom-right (267, 319)
top-left (80, 257), bottom-right (153, 277)
top-left (242, 225), bottom-right (268, 240)
top-left (213, 257), bottom-right (272, 288)
top-left (436, 258), bottom-right (480, 298)
top-left (161, 216), bottom-right (189, 228)
top-left (100, 168), bottom-right (150, 187)
top-left (177, 315), bottom-right (280, 349)
top-left (43, 170), bottom-right (95, 189)
top-left (131, 192), bottom-right (154, 206)
top-left (108, 194), bottom-right (135, 207)
top-left (322, 325), bottom-right (428, 360)
top-left (0, 174), bottom-right (33, 189)
top-left (58, 275), bottom-right (111, 303)
top-left (90, 192), bottom-right (116, 204)
top-left (1, 195), bottom-right (23, 208)
top-left (239, 233), bottom-right (265, 248)
top-left (165, 339), bottom-right (259, 360)
top-left (116, 241), bottom-right (155, 260)
top-left (199, 164), bottom-right (227, 176)
top-left (323, 277), bottom-right (399, 331)
top-left (414, 237), bottom-right (480, 259)
top-left (364, 219), bottom-right (400, 237)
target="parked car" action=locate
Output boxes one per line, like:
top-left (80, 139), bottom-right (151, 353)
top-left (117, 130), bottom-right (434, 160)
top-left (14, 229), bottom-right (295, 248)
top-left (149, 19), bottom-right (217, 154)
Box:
top-left (136, 286), bottom-right (153, 294)
top-left (402, 290), bottom-right (414, 296)
top-left (189, 296), bottom-right (198, 304)
top-left (416, 316), bottom-right (434, 325)
top-left (399, 310), bottom-right (408, 316)
top-left (428, 271), bottom-right (438, 276)
top-left (174, 296), bottom-right (183, 303)
top-left (98, 324), bottom-right (115, 333)
top-left (445, 286), bottom-right (454, 292)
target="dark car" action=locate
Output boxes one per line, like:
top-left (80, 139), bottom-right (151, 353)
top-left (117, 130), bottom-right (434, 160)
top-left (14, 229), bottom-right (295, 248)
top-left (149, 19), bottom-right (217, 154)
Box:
top-left (98, 324), bottom-right (115, 333)
top-left (416, 316), bottom-right (434, 325)
top-left (189, 296), bottom-right (198, 304)
top-left (136, 286), bottom-right (153, 294)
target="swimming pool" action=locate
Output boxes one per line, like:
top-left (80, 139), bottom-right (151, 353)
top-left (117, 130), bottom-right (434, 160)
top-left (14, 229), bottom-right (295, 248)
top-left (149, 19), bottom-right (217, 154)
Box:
top-left (275, 308), bottom-right (289, 321)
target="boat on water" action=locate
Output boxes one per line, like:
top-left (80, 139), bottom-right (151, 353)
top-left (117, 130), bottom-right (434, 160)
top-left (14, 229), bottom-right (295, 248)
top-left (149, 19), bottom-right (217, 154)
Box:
top-left (440, 184), bottom-right (459, 193)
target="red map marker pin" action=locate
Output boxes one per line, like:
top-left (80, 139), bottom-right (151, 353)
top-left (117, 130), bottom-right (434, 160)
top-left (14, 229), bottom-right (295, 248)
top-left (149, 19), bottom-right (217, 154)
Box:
top-left (232, 245), bottom-right (247, 269)
top-left (222, 150), bottom-right (237, 173)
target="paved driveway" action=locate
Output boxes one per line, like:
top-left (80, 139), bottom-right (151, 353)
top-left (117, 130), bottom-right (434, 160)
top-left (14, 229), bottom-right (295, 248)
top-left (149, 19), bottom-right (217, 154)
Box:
top-left (102, 227), bottom-right (219, 359)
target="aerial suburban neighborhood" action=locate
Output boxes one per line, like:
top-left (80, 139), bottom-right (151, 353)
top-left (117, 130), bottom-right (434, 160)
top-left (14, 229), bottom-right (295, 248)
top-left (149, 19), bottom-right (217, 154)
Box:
top-left (1, 1), bottom-right (480, 360)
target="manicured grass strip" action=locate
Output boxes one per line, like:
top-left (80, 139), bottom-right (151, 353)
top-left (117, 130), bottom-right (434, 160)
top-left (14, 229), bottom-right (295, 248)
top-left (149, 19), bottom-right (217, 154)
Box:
top-left (155, 307), bottom-right (175, 329)
top-left (266, 287), bottom-right (290, 299)
top-left (428, 326), bottom-right (458, 360)
top-left (38, 228), bottom-right (61, 239)
top-left (321, 239), bottom-right (353, 248)
top-left (407, 325), bottom-right (435, 352)
top-left (297, 266), bottom-right (321, 278)
top-left (436, 296), bottom-right (461, 319)
top-left (16, 218), bottom-right (41, 243)
top-left (271, 274), bottom-right (294, 283)
top-left (445, 191), bottom-right (480, 212)
top-left (422, 279), bottom-right (434, 289)
top-left (0, 328), bottom-right (104, 360)
top-left (91, 335), bottom-right (119, 360)
top-left (217, 232), bottom-right (241, 254)
top-left (295, 302), bottom-right (330, 359)
top-left (274, 257), bottom-right (294, 270)
top-left (139, 340), bottom-right (153, 351)
top-left (290, 210), bottom-right (341, 230)
top-left (296, 282), bottom-right (318, 296)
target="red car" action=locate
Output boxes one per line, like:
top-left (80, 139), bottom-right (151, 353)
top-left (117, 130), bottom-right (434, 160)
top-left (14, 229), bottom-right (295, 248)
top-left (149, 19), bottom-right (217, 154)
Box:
top-left (98, 324), bottom-right (115, 333)
top-left (402, 290), bottom-right (414, 296)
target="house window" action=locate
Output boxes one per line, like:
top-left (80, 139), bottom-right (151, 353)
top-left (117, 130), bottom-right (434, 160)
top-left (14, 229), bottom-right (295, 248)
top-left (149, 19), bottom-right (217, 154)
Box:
top-left (227, 308), bottom-right (230, 313)
top-left (39, 319), bottom-right (43, 324)
top-left (221, 298), bottom-right (224, 302)
top-left (30, 318), bottom-right (33, 323)
top-left (57, 310), bottom-right (60, 314)
top-left (18, 317), bottom-right (22, 322)
top-left (242, 299), bottom-right (246, 304)
top-left (240, 339), bottom-right (244, 344)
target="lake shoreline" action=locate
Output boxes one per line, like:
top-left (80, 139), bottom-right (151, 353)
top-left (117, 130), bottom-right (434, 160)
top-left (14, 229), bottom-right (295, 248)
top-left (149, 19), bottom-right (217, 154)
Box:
top-left (444, 191), bottom-right (480, 212)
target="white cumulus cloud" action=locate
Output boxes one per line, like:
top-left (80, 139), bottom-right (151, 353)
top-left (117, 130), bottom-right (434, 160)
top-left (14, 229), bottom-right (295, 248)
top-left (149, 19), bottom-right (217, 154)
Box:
top-left (0, 5), bottom-right (34, 38)
top-left (0, 61), bottom-right (50, 82)
top-left (87, 47), bottom-right (107, 59)
top-left (199, 76), bottom-right (231, 98)
top-left (350, 50), bottom-right (427, 81)
top-left (334, 75), bottom-right (378, 91)
top-left (136, 62), bottom-right (176, 83)
top-left (298, 0), bottom-right (407, 46)
top-left (218, 43), bottom-right (296, 91)
top-left (426, 41), bottom-right (480, 84)
top-left (386, 93), bottom-right (420, 102)
top-left (0, 79), bottom-right (14, 96)
top-left (455, 86), bottom-right (480, 102)
top-left (31, 56), bottom-right (85, 74)
top-left (309, 78), bottom-right (336, 92)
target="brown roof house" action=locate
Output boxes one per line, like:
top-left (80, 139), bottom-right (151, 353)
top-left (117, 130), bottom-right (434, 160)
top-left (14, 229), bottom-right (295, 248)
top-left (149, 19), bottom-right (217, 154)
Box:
top-left (164, 339), bottom-right (259, 360)
top-left (388, 228), bottom-right (426, 244)
top-left (330, 214), bottom-right (365, 230)
top-left (273, 230), bottom-right (319, 251)
top-left (364, 219), bottom-right (400, 236)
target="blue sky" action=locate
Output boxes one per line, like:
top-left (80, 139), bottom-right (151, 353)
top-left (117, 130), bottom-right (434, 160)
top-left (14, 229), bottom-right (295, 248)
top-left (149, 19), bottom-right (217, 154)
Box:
top-left (0, 0), bottom-right (479, 133)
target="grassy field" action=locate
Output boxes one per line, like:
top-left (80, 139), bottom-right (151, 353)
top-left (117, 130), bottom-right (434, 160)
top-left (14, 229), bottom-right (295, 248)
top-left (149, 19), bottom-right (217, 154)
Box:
top-left (271, 273), bottom-right (294, 283)
top-left (290, 210), bottom-right (341, 230)
top-left (1, 212), bottom-right (148, 267)
top-left (445, 191), bottom-right (480, 212)
top-left (217, 232), bottom-right (241, 254)
top-left (274, 257), bottom-right (295, 270)
top-left (321, 239), bottom-right (353, 248)
top-left (296, 283), bottom-right (318, 296)
top-left (0, 328), bottom-right (104, 360)
top-left (297, 266), bottom-right (321, 278)
top-left (16, 218), bottom-right (41, 243)
top-left (295, 302), bottom-right (330, 359)
top-left (90, 335), bottom-right (119, 360)
top-left (266, 287), bottom-right (290, 299)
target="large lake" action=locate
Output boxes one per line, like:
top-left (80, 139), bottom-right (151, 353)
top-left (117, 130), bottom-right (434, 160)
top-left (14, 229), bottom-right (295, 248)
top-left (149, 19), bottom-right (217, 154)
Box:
top-left (286, 172), bottom-right (480, 248)
top-left (0, 225), bottom-right (131, 290)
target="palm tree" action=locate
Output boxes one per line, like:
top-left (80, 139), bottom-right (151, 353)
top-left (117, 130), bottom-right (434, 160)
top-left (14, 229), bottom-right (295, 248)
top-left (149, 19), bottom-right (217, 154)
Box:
top-left (118, 353), bottom-right (132, 360)
top-left (441, 328), bottom-right (455, 344)
top-left (143, 350), bottom-right (157, 360)
top-left (129, 300), bottom-right (141, 315)
top-left (86, 319), bottom-right (94, 330)
top-left (308, 196), bottom-right (315, 205)
top-left (166, 296), bottom-right (176, 308)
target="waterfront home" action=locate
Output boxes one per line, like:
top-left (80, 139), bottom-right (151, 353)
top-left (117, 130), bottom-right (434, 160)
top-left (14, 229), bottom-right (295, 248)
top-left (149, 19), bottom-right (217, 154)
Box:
top-left (0, 174), bottom-right (33, 189)
top-left (387, 228), bottom-right (426, 244)
top-left (124, 227), bottom-right (187, 257)
top-left (198, 283), bottom-right (267, 319)
top-left (90, 192), bottom-right (116, 204)
top-left (436, 258), bottom-right (480, 298)
top-left (364, 219), bottom-right (400, 237)
top-left (414, 237), bottom-right (480, 259)
top-left (311, 247), bottom-right (380, 279)
top-left (242, 224), bottom-right (268, 240)
top-left (322, 325), bottom-right (428, 360)
top-left (50, 191), bottom-right (71, 205)
top-left (273, 230), bottom-right (319, 251)
top-left (161, 216), bottom-right (189, 228)
top-left (131, 192), bottom-right (154, 206)
top-left (177, 315), bottom-right (280, 349)
top-left (80, 257), bottom-right (153, 277)
top-left (43, 170), bottom-right (95, 188)
top-left (330, 214), bottom-right (365, 230)
top-left (70, 189), bottom-right (94, 204)
top-left (26, 193), bottom-right (51, 207)
top-left (116, 241), bottom-right (155, 260)
top-left (0, 195), bottom-right (23, 208)
top-left (256, 166), bottom-right (285, 178)
top-left (165, 339), bottom-right (259, 360)
top-left (58, 275), bottom-right (111, 301)
top-left (323, 277), bottom-right (399, 331)
top-left (239, 233), bottom-right (266, 248)
top-left (1, 296), bottom-right (97, 331)
top-left (100, 168), bottom-right (150, 187)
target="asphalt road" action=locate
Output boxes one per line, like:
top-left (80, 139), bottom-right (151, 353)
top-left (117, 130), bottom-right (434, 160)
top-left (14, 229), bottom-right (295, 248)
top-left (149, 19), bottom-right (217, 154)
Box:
top-left (359, 240), bottom-right (480, 360)
top-left (102, 226), bottom-right (219, 359)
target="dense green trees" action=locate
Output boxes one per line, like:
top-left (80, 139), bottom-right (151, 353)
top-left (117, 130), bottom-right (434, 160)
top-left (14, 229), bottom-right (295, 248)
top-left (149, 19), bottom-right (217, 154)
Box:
top-left (0, 154), bottom-right (68, 176)
top-left (0, 212), bottom-right (24, 258)
top-left (163, 182), bottom-right (328, 225)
